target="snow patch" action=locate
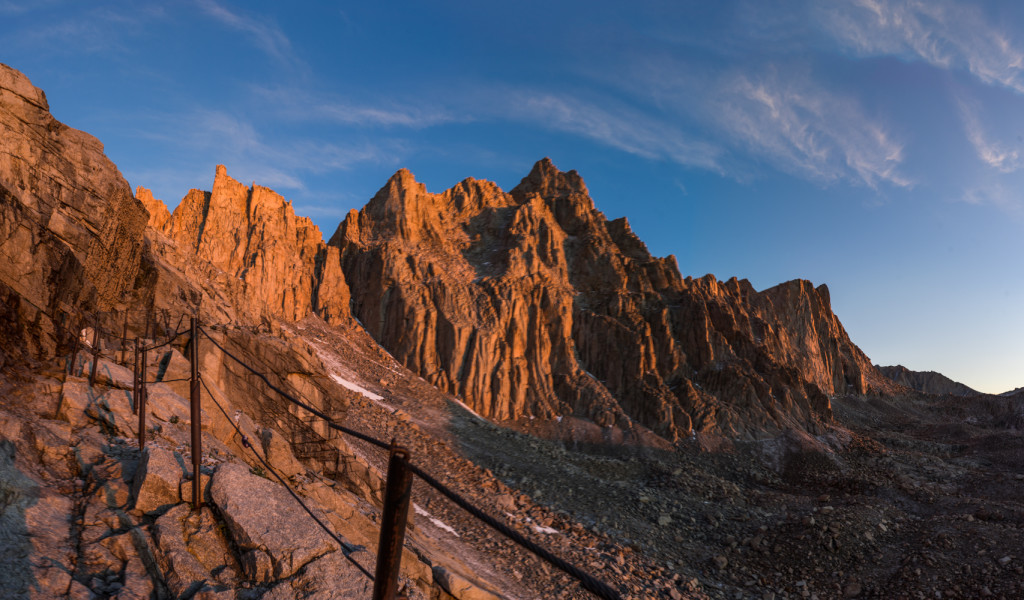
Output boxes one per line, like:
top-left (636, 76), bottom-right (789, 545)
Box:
top-left (451, 397), bottom-right (487, 423)
top-left (329, 373), bottom-right (384, 402)
top-left (414, 503), bottom-right (460, 537)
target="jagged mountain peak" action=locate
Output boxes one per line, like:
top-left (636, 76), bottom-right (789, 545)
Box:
top-left (326, 161), bottom-right (889, 440)
top-left (512, 157), bottom-right (589, 201)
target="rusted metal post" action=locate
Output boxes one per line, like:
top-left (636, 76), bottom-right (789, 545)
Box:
top-left (372, 442), bottom-right (414, 600)
top-left (133, 337), bottom-right (140, 415)
top-left (89, 315), bottom-right (100, 387)
top-left (189, 314), bottom-right (202, 510)
top-left (120, 312), bottom-right (129, 364)
top-left (138, 342), bottom-right (148, 449)
top-left (68, 318), bottom-right (81, 375)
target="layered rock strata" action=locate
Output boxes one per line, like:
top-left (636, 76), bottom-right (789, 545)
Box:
top-left (0, 63), bottom-right (148, 357)
top-left (329, 159), bottom-right (890, 439)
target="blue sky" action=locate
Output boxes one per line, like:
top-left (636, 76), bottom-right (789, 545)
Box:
top-left (2, 0), bottom-right (1022, 393)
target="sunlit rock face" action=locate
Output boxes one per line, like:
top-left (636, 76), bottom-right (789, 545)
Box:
top-left (0, 53), bottom-right (887, 440)
top-left (0, 63), bottom-right (148, 358)
top-left (327, 158), bottom-right (889, 440)
top-left (151, 165), bottom-right (350, 324)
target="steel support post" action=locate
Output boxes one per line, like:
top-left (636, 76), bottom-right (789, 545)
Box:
top-left (133, 338), bottom-right (140, 415)
top-left (68, 319), bottom-right (81, 376)
top-left (189, 315), bottom-right (202, 510)
top-left (372, 442), bottom-right (414, 600)
top-left (138, 344), bottom-right (147, 449)
top-left (121, 312), bottom-right (129, 364)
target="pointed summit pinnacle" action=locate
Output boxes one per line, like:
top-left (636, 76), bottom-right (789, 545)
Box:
top-left (511, 157), bottom-right (589, 201)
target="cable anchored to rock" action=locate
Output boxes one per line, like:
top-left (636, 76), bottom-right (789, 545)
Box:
top-left (197, 374), bottom-right (375, 582)
top-left (198, 325), bottom-right (624, 600)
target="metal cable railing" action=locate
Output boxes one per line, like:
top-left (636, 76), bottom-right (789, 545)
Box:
top-left (199, 325), bottom-right (624, 600)
top-left (55, 310), bottom-right (625, 600)
top-left (198, 374), bottom-right (375, 581)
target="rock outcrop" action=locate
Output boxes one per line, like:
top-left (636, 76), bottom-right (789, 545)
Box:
top-left (0, 63), bottom-right (148, 359)
top-left (328, 159), bottom-right (890, 439)
top-left (211, 462), bottom-right (339, 580)
top-left (149, 166), bottom-right (350, 324)
top-left (135, 187), bottom-right (170, 231)
top-left (876, 364), bottom-right (978, 397)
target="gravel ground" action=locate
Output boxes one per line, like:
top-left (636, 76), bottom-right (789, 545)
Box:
top-left (292, 318), bottom-right (1024, 599)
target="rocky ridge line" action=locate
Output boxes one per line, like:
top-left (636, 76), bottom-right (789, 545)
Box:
top-left (876, 364), bottom-right (979, 397)
top-left (328, 159), bottom-right (892, 440)
top-left (139, 166), bottom-right (350, 325)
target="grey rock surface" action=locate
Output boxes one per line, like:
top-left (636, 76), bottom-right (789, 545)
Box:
top-left (132, 445), bottom-right (183, 514)
top-left (211, 461), bottom-right (339, 580)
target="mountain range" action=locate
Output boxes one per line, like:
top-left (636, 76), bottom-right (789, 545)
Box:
top-left (8, 61), bottom-right (1024, 600)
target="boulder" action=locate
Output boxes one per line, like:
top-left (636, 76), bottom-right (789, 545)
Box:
top-left (87, 388), bottom-right (137, 439)
top-left (57, 378), bottom-right (95, 428)
top-left (132, 446), bottom-right (183, 514)
top-left (211, 462), bottom-right (339, 580)
top-left (153, 504), bottom-right (236, 599)
top-left (260, 426), bottom-right (306, 478)
top-left (91, 357), bottom-right (136, 390)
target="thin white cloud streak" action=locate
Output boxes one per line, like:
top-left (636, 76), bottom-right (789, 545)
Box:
top-left (255, 85), bottom-right (723, 171)
top-left (0, 0), bottom-right (58, 15)
top-left (715, 70), bottom-right (910, 188)
top-left (958, 100), bottom-right (1023, 173)
top-left (578, 51), bottom-right (909, 189)
top-left (252, 87), bottom-right (458, 129)
top-left (2, 4), bottom-right (161, 55)
top-left (196, 0), bottom-right (301, 69)
top-left (133, 109), bottom-right (403, 192)
top-left (961, 183), bottom-right (1024, 217)
top-left (821, 0), bottom-right (1024, 94)
top-left (494, 90), bottom-right (724, 171)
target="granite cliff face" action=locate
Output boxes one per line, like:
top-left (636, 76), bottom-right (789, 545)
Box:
top-left (328, 159), bottom-right (888, 440)
top-left (0, 63), bottom-right (148, 360)
top-left (0, 61), bottom-right (889, 441)
top-left (876, 364), bottom-right (978, 397)
top-left (142, 166), bottom-right (350, 324)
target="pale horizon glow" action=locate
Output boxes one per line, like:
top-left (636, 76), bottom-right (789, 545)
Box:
top-left (2, 0), bottom-right (1022, 394)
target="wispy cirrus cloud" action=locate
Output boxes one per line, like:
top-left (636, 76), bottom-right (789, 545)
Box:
top-left (254, 81), bottom-right (723, 172)
top-left (961, 182), bottom-right (1024, 217)
top-left (132, 108), bottom-right (403, 192)
top-left (493, 89), bottom-right (723, 171)
top-left (1, 4), bottom-right (163, 55)
top-left (959, 100), bottom-right (1024, 173)
top-left (196, 0), bottom-right (301, 69)
top-left (820, 0), bottom-right (1024, 94)
top-left (252, 87), bottom-right (458, 129)
top-left (715, 69), bottom-right (909, 188)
